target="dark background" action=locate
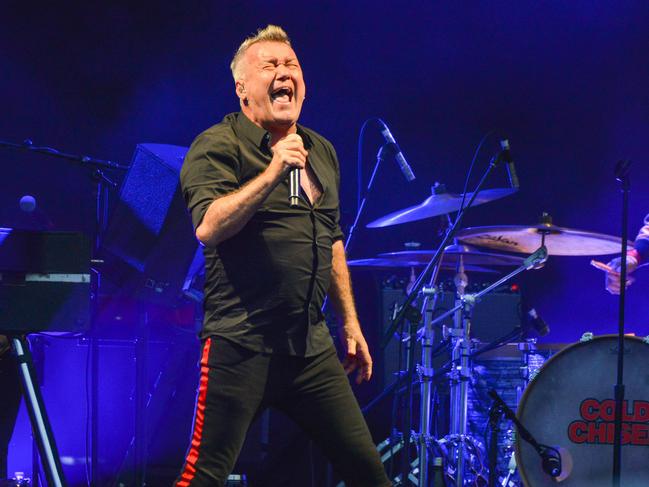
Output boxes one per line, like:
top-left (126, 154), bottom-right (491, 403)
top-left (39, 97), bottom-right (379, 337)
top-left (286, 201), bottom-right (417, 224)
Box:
top-left (2, 1), bottom-right (649, 484)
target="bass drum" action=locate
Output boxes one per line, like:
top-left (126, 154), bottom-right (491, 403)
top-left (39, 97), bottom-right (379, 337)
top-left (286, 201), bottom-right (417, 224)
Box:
top-left (516, 335), bottom-right (649, 486)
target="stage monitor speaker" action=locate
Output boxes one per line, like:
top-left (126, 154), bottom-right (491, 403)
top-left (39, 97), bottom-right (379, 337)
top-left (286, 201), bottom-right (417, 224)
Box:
top-left (101, 144), bottom-right (202, 305)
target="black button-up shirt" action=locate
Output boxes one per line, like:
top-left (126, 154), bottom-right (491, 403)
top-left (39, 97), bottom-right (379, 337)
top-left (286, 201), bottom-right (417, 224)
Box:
top-left (180, 112), bottom-right (343, 356)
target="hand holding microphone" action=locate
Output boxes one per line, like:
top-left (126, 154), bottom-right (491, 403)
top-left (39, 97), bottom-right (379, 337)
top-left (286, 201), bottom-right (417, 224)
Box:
top-left (269, 133), bottom-right (307, 207)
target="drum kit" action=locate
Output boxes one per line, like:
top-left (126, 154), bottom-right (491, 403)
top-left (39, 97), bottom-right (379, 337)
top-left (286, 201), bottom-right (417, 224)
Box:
top-left (345, 186), bottom-right (646, 486)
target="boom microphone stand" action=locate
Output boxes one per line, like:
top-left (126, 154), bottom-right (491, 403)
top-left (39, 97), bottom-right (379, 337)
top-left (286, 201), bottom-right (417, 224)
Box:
top-left (488, 390), bottom-right (563, 479)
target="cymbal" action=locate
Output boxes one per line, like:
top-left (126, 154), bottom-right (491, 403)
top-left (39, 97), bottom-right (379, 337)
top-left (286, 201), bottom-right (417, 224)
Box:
top-left (367, 187), bottom-right (517, 228)
top-left (378, 244), bottom-right (525, 267)
top-left (457, 225), bottom-right (633, 256)
top-left (347, 244), bottom-right (524, 273)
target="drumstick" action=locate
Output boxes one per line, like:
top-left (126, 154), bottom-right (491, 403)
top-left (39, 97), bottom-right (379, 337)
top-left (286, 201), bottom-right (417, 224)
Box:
top-left (590, 259), bottom-right (615, 273)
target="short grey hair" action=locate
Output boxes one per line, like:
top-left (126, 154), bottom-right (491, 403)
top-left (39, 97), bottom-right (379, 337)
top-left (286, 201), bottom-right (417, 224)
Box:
top-left (230, 25), bottom-right (292, 80)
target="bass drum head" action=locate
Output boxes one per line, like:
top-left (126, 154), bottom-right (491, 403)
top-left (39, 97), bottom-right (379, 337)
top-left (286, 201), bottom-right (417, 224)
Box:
top-left (516, 335), bottom-right (649, 486)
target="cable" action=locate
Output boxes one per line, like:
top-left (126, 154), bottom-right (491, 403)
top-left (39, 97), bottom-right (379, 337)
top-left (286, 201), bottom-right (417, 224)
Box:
top-left (355, 118), bottom-right (383, 212)
top-left (457, 131), bottom-right (494, 219)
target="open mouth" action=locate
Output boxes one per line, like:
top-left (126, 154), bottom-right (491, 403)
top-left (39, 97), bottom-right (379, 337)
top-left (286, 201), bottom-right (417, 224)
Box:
top-left (270, 86), bottom-right (293, 104)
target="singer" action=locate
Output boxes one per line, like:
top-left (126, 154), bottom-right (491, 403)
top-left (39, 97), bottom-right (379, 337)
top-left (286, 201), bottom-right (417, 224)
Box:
top-left (177, 25), bottom-right (390, 486)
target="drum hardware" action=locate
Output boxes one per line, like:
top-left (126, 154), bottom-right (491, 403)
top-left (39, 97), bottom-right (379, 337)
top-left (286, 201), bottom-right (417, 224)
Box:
top-left (381, 176), bottom-right (520, 350)
top-left (361, 177), bottom-right (635, 486)
top-left (364, 235), bottom-right (557, 485)
top-left (376, 152), bottom-right (520, 485)
top-left (427, 246), bottom-right (545, 486)
top-left (366, 255), bottom-right (503, 486)
top-left (517, 340), bottom-right (545, 397)
top-left (424, 245), bottom-right (548, 333)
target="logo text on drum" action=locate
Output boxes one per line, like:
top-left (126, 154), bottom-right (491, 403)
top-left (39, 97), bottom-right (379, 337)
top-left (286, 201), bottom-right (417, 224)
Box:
top-left (568, 398), bottom-right (649, 446)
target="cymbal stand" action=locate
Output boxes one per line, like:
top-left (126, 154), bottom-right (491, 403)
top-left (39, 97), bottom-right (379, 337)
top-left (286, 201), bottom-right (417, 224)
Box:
top-left (416, 255), bottom-right (444, 487)
top-left (446, 256), bottom-right (474, 486)
top-left (425, 245), bottom-right (548, 485)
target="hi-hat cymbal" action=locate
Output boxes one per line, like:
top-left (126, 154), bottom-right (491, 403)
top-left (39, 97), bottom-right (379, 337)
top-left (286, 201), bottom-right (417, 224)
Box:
top-left (367, 187), bottom-right (517, 228)
top-left (457, 225), bottom-right (633, 256)
top-left (347, 244), bottom-right (524, 273)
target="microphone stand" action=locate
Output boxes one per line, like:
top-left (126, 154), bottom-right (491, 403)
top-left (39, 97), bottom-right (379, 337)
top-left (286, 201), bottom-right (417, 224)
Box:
top-left (0, 138), bottom-right (128, 172)
top-left (344, 145), bottom-right (388, 255)
top-left (487, 402), bottom-right (504, 487)
top-left (488, 390), bottom-right (562, 479)
top-left (612, 160), bottom-right (631, 487)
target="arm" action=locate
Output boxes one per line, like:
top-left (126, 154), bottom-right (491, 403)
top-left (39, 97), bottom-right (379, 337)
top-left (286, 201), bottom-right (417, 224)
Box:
top-left (196, 134), bottom-right (307, 247)
top-left (605, 213), bottom-right (649, 294)
top-left (633, 213), bottom-right (649, 264)
top-left (328, 239), bottom-right (373, 384)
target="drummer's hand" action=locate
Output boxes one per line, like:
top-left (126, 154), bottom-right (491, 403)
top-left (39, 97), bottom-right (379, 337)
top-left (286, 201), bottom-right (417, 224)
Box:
top-left (339, 321), bottom-right (373, 384)
top-left (605, 254), bottom-right (638, 294)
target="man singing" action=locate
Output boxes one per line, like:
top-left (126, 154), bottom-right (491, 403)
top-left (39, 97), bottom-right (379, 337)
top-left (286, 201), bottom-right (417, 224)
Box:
top-left (176, 25), bottom-right (391, 486)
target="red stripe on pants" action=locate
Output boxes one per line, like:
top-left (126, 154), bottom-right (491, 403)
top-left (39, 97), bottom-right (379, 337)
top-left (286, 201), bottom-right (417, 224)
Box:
top-left (176, 338), bottom-right (212, 487)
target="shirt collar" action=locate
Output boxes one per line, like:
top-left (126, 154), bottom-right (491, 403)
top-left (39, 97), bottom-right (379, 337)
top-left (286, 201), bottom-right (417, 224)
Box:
top-left (235, 112), bottom-right (313, 152)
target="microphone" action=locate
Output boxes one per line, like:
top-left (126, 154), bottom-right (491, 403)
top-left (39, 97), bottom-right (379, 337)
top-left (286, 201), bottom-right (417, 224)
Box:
top-left (379, 121), bottom-right (416, 182)
top-left (18, 194), bottom-right (54, 229)
top-left (488, 389), bottom-right (570, 480)
top-left (19, 194), bottom-right (37, 213)
top-left (499, 139), bottom-right (520, 189)
top-left (541, 450), bottom-right (562, 477)
top-left (289, 168), bottom-right (300, 207)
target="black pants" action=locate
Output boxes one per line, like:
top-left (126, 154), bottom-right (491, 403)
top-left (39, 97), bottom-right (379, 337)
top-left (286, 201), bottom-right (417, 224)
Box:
top-left (175, 338), bottom-right (391, 487)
